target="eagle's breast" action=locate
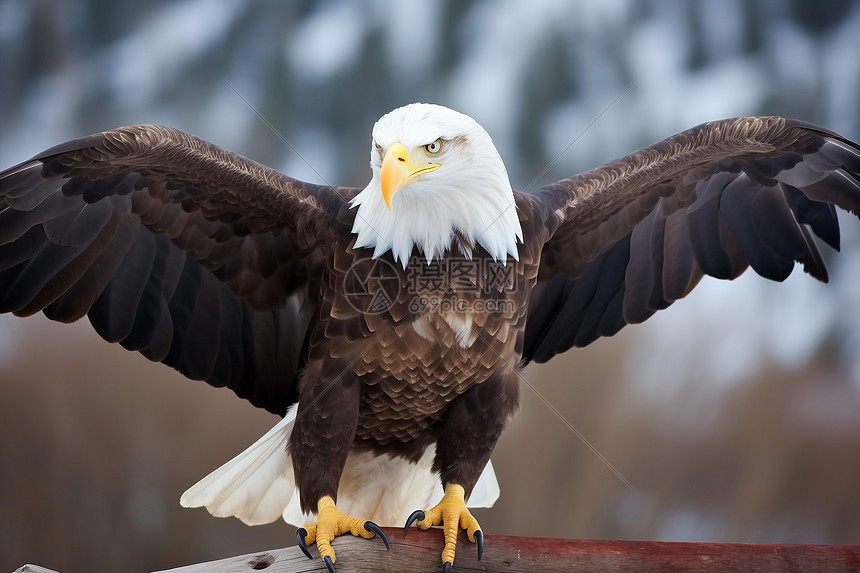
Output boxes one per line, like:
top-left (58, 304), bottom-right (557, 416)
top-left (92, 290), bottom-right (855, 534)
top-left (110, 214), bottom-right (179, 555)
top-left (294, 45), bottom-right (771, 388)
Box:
top-left (327, 245), bottom-right (537, 449)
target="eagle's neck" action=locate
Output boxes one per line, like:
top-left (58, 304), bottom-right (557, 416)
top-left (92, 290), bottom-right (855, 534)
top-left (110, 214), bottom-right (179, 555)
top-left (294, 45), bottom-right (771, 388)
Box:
top-left (350, 175), bottom-right (523, 268)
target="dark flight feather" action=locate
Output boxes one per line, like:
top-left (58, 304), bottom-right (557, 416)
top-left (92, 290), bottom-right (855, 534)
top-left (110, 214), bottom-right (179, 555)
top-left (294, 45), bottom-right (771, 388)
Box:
top-left (0, 125), bottom-right (346, 415)
top-left (522, 117), bottom-right (860, 364)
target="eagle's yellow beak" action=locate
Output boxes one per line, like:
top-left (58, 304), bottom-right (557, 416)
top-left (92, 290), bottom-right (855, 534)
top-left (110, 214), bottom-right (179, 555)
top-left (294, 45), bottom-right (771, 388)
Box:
top-left (380, 142), bottom-right (440, 210)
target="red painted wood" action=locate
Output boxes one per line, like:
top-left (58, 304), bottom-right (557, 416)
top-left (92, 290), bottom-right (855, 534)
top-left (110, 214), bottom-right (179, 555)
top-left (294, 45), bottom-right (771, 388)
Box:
top-left (151, 528), bottom-right (860, 572)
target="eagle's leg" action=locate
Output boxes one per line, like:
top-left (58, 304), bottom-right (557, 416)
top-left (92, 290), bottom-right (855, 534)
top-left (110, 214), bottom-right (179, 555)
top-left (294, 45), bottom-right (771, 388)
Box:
top-left (404, 371), bottom-right (519, 570)
top-left (290, 369), bottom-right (389, 571)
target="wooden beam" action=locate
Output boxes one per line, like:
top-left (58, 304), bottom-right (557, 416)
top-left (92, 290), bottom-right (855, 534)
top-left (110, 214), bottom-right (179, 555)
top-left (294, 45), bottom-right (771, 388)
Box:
top-left (144, 529), bottom-right (860, 573)
top-left (15, 532), bottom-right (860, 572)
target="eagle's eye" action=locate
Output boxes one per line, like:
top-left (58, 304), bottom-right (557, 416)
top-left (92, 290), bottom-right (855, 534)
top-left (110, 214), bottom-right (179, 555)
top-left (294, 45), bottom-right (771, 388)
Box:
top-left (424, 139), bottom-right (443, 155)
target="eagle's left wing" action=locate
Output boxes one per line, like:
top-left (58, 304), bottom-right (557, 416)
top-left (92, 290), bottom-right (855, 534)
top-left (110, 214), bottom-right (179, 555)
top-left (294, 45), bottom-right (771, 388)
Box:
top-left (521, 117), bottom-right (860, 364)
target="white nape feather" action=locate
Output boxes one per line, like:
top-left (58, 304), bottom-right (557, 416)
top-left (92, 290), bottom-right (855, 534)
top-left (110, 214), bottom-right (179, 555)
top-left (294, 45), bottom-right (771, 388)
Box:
top-left (181, 406), bottom-right (500, 527)
top-left (351, 103), bottom-right (523, 268)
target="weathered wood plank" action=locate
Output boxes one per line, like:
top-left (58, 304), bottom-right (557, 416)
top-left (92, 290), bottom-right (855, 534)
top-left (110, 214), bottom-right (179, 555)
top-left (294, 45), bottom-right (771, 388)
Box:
top-left (147, 529), bottom-right (860, 573)
top-left (15, 532), bottom-right (860, 572)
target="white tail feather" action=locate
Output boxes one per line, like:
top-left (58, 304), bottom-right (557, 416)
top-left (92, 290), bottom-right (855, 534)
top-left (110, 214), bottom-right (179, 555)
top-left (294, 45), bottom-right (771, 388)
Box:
top-left (179, 407), bottom-right (299, 526)
top-left (180, 407), bottom-right (500, 527)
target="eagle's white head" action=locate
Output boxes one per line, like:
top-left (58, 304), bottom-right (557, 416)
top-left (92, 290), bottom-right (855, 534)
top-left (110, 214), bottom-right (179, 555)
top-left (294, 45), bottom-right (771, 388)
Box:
top-left (350, 103), bottom-right (523, 267)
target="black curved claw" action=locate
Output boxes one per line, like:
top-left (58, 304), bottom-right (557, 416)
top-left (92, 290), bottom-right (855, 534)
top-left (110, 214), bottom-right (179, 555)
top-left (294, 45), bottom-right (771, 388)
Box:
top-left (296, 528), bottom-right (313, 560)
top-left (364, 521), bottom-right (391, 550)
top-left (475, 529), bottom-right (484, 561)
top-left (403, 509), bottom-right (426, 537)
top-left (324, 555), bottom-right (336, 573)
top-left (442, 561), bottom-right (452, 573)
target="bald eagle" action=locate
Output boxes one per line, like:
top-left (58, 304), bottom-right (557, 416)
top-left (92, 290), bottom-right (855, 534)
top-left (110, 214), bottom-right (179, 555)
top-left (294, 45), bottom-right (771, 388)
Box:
top-left (1, 103), bottom-right (860, 571)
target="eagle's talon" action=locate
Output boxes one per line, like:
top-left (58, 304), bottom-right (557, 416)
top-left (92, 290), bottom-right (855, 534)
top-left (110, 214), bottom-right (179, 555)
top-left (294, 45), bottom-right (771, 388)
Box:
top-left (298, 496), bottom-right (382, 567)
top-left (403, 509), bottom-right (426, 537)
top-left (364, 520), bottom-right (390, 550)
top-left (443, 561), bottom-right (452, 573)
top-left (296, 527), bottom-right (313, 560)
top-left (409, 484), bottom-right (482, 568)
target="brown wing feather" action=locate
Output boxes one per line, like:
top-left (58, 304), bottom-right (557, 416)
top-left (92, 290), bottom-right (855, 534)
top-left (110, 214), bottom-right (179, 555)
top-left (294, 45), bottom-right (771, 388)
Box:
top-left (0, 125), bottom-right (358, 414)
top-left (522, 116), bottom-right (860, 363)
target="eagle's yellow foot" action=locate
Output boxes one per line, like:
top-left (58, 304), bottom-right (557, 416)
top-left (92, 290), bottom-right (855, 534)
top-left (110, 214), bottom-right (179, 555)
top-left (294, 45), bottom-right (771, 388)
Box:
top-left (296, 496), bottom-right (389, 573)
top-left (403, 484), bottom-right (484, 571)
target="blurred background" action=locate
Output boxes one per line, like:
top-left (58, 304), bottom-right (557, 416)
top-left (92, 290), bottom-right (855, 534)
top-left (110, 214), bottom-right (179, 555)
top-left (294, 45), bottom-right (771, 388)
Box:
top-left (2, 0), bottom-right (860, 571)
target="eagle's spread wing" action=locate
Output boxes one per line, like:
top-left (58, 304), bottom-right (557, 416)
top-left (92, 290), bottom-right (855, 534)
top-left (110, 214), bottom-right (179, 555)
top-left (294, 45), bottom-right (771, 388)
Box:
top-left (522, 116), bottom-right (860, 363)
top-left (0, 125), bottom-right (355, 414)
